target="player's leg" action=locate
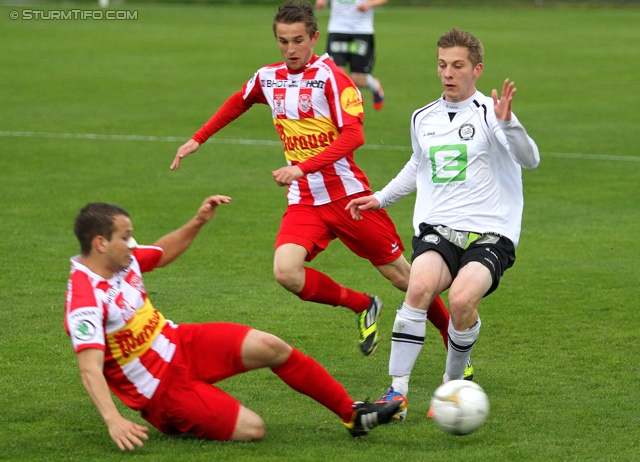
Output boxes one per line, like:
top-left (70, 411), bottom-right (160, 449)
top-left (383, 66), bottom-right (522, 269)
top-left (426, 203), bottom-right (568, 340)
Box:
top-left (443, 262), bottom-right (489, 381)
top-left (377, 256), bottom-right (472, 380)
top-left (241, 329), bottom-right (404, 435)
top-left (392, 251), bottom-right (452, 390)
top-left (274, 206), bottom-right (372, 315)
top-left (374, 250), bottom-right (452, 419)
top-left (444, 236), bottom-right (514, 382)
top-left (325, 200), bottom-right (406, 355)
top-left (375, 255), bottom-right (451, 348)
top-left (142, 323), bottom-right (263, 441)
top-left (349, 35), bottom-right (384, 110)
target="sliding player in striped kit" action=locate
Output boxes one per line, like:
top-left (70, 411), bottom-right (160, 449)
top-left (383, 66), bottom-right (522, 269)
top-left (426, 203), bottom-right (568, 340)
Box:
top-left (346, 28), bottom-right (540, 420)
top-left (170, 0), bottom-right (453, 359)
top-left (65, 195), bottom-right (404, 450)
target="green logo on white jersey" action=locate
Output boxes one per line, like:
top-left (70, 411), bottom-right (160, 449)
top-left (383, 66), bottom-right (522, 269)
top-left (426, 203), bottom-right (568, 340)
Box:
top-left (430, 144), bottom-right (467, 183)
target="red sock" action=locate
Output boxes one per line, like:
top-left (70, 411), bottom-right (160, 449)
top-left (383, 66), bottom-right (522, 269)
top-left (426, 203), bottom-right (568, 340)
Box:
top-left (427, 295), bottom-right (450, 348)
top-left (298, 267), bottom-right (370, 313)
top-left (272, 348), bottom-right (354, 422)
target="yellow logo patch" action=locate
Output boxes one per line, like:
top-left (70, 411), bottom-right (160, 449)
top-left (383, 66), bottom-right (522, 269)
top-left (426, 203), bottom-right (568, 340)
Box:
top-left (340, 87), bottom-right (363, 117)
top-left (107, 298), bottom-right (166, 365)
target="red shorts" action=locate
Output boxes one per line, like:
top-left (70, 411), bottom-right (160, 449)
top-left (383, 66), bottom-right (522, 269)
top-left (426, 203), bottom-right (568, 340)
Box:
top-left (141, 322), bottom-right (251, 441)
top-left (275, 193), bottom-right (405, 266)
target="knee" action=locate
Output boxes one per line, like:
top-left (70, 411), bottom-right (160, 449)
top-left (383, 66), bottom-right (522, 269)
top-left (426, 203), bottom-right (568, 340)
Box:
top-left (447, 292), bottom-right (478, 330)
top-left (405, 280), bottom-right (435, 308)
top-left (231, 411), bottom-right (266, 441)
top-left (273, 264), bottom-right (303, 293)
top-left (254, 331), bottom-right (293, 366)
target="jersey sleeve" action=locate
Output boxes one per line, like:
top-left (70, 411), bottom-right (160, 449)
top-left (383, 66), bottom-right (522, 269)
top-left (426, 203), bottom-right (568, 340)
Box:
top-left (324, 62), bottom-right (364, 128)
top-left (496, 115), bottom-right (540, 170)
top-left (192, 72), bottom-right (270, 145)
top-left (65, 271), bottom-right (106, 353)
top-left (133, 246), bottom-right (163, 273)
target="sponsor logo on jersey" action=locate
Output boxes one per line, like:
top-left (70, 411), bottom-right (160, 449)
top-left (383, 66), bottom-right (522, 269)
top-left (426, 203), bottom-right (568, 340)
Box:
top-left (274, 94), bottom-right (285, 115)
top-left (459, 123), bottom-right (475, 141)
top-left (261, 79), bottom-right (325, 89)
top-left (107, 299), bottom-right (166, 363)
top-left (340, 87), bottom-right (363, 117)
top-left (74, 320), bottom-right (97, 341)
top-left (298, 94), bottom-right (312, 113)
top-left (430, 144), bottom-right (468, 183)
top-left (274, 120), bottom-right (338, 161)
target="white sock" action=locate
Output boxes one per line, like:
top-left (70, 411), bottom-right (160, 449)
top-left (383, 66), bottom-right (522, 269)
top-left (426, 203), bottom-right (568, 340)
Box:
top-left (390, 375), bottom-right (410, 397)
top-left (365, 74), bottom-right (379, 92)
top-left (444, 317), bottom-right (481, 381)
top-left (389, 302), bottom-right (427, 396)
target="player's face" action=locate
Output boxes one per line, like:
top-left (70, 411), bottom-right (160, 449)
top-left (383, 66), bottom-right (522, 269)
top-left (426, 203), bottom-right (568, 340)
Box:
top-left (104, 214), bottom-right (134, 273)
top-left (437, 46), bottom-right (483, 102)
top-left (275, 22), bottom-right (319, 71)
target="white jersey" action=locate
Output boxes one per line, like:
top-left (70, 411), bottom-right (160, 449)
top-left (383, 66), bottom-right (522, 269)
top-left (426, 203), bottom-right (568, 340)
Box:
top-left (327, 0), bottom-right (375, 35)
top-left (374, 91), bottom-right (539, 247)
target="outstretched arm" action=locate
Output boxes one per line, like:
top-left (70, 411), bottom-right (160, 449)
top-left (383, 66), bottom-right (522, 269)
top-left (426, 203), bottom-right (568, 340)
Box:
top-left (170, 91), bottom-right (251, 170)
top-left (154, 195), bottom-right (232, 267)
top-left (77, 349), bottom-right (149, 451)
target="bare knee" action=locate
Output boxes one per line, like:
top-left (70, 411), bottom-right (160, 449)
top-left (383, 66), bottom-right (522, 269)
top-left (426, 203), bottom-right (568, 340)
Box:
top-left (273, 245), bottom-right (307, 293)
top-left (273, 265), bottom-right (303, 293)
top-left (231, 406), bottom-right (265, 441)
top-left (242, 330), bottom-right (293, 370)
top-left (447, 291), bottom-right (478, 330)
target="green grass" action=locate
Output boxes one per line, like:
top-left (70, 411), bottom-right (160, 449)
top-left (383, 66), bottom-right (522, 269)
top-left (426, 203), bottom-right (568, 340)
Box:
top-left (1, 2), bottom-right (639, 461)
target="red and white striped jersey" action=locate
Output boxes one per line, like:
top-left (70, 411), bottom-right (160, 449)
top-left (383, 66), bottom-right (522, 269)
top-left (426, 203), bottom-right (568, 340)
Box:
top-left (241, 54), bottom-right (371, 205)
top-left (64, 246), bottom-right (178, 411)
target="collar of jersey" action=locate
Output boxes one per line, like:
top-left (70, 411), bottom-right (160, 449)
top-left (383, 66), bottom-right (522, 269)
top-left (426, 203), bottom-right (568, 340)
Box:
top-left (439, 90), bottom-right (480, 112)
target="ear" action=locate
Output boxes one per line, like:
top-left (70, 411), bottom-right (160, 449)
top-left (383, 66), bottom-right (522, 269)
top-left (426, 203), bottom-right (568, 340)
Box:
top-left (474, 62), bottom-right (483, 79)
top-left (93, 235), bottom-right (108, 254)
top-left (311, 30), bottom-right (320, 47)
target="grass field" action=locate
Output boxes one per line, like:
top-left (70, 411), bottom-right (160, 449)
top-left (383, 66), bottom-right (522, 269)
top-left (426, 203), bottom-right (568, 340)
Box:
top-left (1, 2), bottom-right (639, 461)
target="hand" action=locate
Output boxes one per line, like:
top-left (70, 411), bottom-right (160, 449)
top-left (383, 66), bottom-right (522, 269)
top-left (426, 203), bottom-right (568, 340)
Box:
top-left (315, 0), bottom-right (328, 10)
top-left (196, 195), bottom-right (232, 223)
top-left (492, 78), bottom-right (516, 122)
top-left (272, 166), bottom-right (304, 186)
top-left (170, 139), bottom-right (200, 170)
top-left (106, 415), bottom-right (149, 451)
top-left (345, 195), bottom-right (380, 220)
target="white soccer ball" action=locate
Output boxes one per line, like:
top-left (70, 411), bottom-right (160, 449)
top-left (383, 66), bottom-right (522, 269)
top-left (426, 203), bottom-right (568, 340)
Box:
top-left (430, 380), bottom-right (489, 435)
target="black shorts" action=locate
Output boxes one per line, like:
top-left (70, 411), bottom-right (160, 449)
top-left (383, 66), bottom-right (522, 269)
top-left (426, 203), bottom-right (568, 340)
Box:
top-left (326, 33), bottom-right (376, 74)
top-left (411, 224), bottom-right (516, 297)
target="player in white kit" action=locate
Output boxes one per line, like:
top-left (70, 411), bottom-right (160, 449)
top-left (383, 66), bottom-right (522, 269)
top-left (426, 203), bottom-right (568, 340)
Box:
top-left (346, 28), bottom-right (540, 419)
top-left (315, 0), bottom-right (387, 110)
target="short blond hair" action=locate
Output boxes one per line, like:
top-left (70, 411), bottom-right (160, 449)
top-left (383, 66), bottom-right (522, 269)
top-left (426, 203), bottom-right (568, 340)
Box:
top-left (437, 28), bottom-right (484, 67)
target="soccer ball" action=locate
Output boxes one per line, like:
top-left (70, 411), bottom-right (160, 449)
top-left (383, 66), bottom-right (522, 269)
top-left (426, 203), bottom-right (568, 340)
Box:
top-left (430, 380), bottom-right (489, 435)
